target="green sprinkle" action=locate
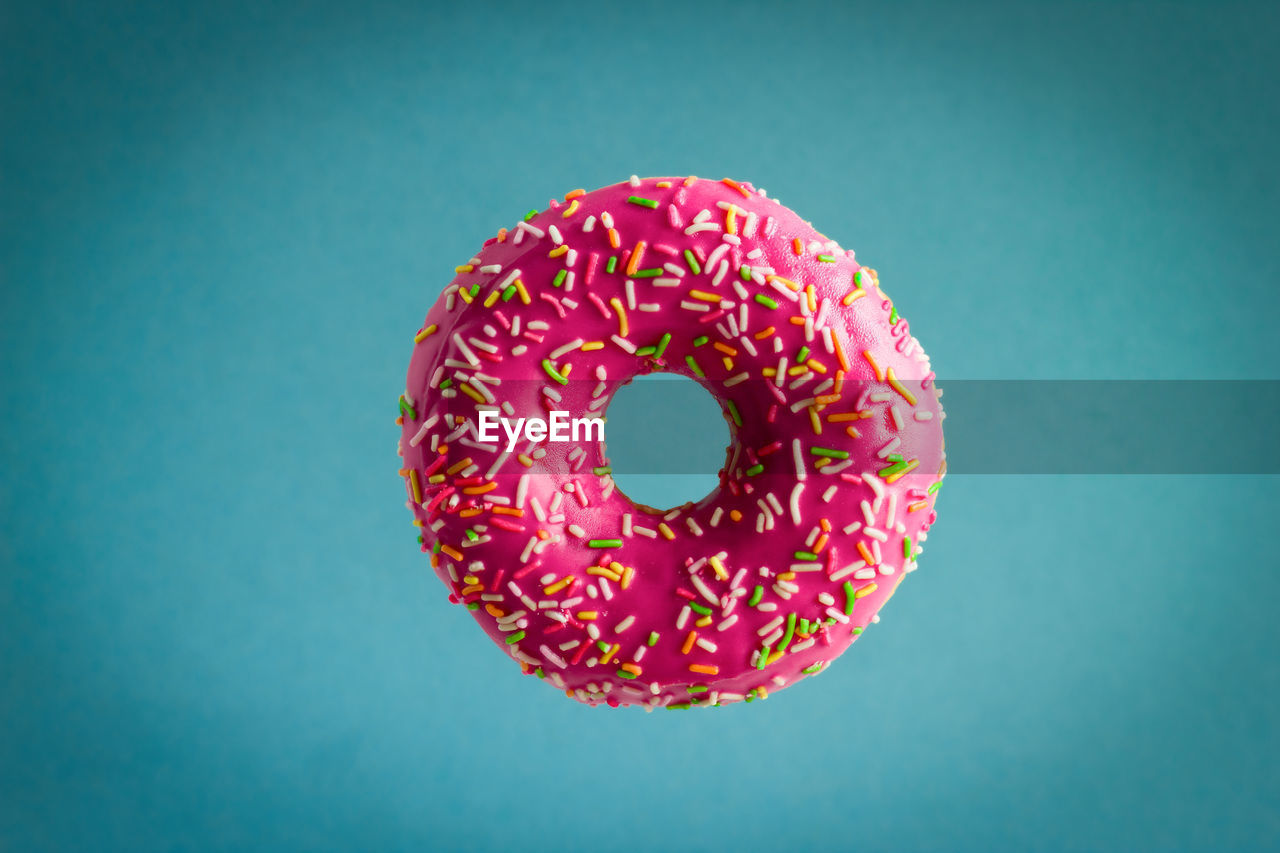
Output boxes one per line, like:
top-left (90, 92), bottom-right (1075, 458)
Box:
top-left (748, 585), bottom-right (764, 607)
top-left (606, 256), bottom-right (618, 274)
top-left (801, 662), bottom-right (825, 674)
top-left (541, 359), bottom-right (568, 385)
top-left (505, 631), bottom-right (526, 644)
top-left (793, 550), bottom-right (818, 561)
top-left (903, 535), bottom-right (912, 559)
top-left (778, 612), bottom-right (797, 652)
top-left (635, 346), bottom-right (657, 356)
top-left (826, 617), bottom-right (837, 625)
top-left (928, 481), bottom-right (943, 495)
top-left (843, 580), bottom-right (856, 616)
top-left (592, 466), bottom-right (612, 476)
top-left (687, 685), bottom-right (708, 693)
top-left (535, 667), bottom-right (545, 678)
top-left (689, 602), bottom-right (713, 616)
top-left (431, 541), bottom-right (441, 554)
top-left (817, 253), bottom-right (836, 263)
top-left (589, 539), bottom-right (623, 549)
top-left (632, 268), bottom-right (663, 278)
top-left (416, 535), bottom-right (423, 544)
top-left (740, 265), bottom-right (752, 281)
top-left (597, 639), bottom-right (611, 652)
top-left (617, 669), bottom-right (637, 679)
top-left (878, 460), bottom-right (909, 478)
top-left (465, 529), bottom-right (479, 542)
top-left (887, 453), bottom-right (904, 463)
top-left (745, 463), bottom-right (764, 477)
top-left (726, 400), bottom-right (742, 427)
top-left (466, 601), bottom-right (480, 610)
top-left (647, 631), bottom-right (660, 647)
top-left (552, 269), bottom-right (567, 287)
top-left (667, 703), bottom-right (691, 710)
top-left (627, 195), bottom-right (659, 209)
top-left (889, 306), bottom-right (899, 324)
top-left (684, 249), bottom-right (702, 275)
top-left (851, 626), bottom-right (863, 636)
top-left (439, 378), bottom-right (453, 389)
top-left (524, 209), bottom-right (538, 222)
top-left (469, 284), bottom-right (480, 297)
top-left (757, 644), bottom-right (772, 669)
top-left (744, 690), bottom-right (756, 703)
top-left (810, 447), bottom-right (849, 460)
top-left (502, 284), bottom-right (517, 301)
top-left (693, 335), bottom-right (709, 347)
top-left (797, 346), bottom-right (810, 362)
top-left (755, 294), bottom-right (778, 309)
top-left (799, 618), bottom-right (810, 634)
top-left (685, 355), bottom-right (705, 377)
top-left (654, 332), bottom-right (672, 358)
top-left (398, 395), bottom-right (417, 420)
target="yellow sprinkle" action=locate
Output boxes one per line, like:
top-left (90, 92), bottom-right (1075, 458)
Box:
top-left (483, 289), bottom-right (501, 308)
top-left (459, 382), bottom-right (486, 404)
top-left (809, 407), bottom-right (822, 435)
top-left (577, 611), bottom-right (598, 620)
top-left (842, 288), bottom-right (866, 306)
top-left (561, 199), bottom-right (580, 218)
top-left (695, 615), bottom-right (713, 628)
top-left (581, 341), bottom-right (605, 351)
top-left (548, 244), bottom-right (569, 258)
top-left (455, 264), bottom-right (474, 273)
top-left (587, 566), bottom-right (623, 582)
top-left (621, 565), bottom-right (634, 589)
top-left (688, 289), bottom-right (722, 302)
top-left (725, 205), bottom-right (737, 235)
top-left (806, 359), bottom-right (828, 374)
top-left (767, 274), bottom-right (801, 291)
top-left (408, 469), bottom-right (422, 503)
top-left (515, 278), bottom-right (531, 305)
top-left (610, 297), bottom-right (628, 336)
top-left (458, 287), bottom-right (474, 304)
top-left (885, 367), bottom-right (918, 405)
top-left (709, 555), bottom-right (728, 580)
top-left (544, 576), bottom-right (574, 595)
top-left (855, 582), bottom-right (878, 599)
top-left (517, 454), bottom-right (533, 467)
top-left (600, 643), bottom-right (620, 665)
top-left (413, 324), bottom-right (438, 343)
top-left (806, 285), bottom-right (817, 313)
top-left (658, 522), bottom-right (675, 540)
top-left (427, 474), bottom-right (445, 485)
top-left (463, 575), bottom-right (479, 585)
top-left (884, 459), bottom-right (920, 484)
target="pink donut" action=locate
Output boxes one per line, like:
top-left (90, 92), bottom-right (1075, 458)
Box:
top-left (396, 176), bottom-right (945, 708)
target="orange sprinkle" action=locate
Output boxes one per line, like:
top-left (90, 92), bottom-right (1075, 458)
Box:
top-left (689, 663), bottom-right (719, 675)
top-left (681, 631), bottom-right (697, 654)
top-left (607, 228), bottom-right (620, 249)
top-left (721, 177), bottom-right (750, 197)
top-left (491, 506), bottom-right (524, 517)
top-left (462, 482), bottom-right (497, 495)
top-left (713, 341), bottom-right (738, 357)
top-left (683, 175), bottom-right (698, 186)
top-left (564, 188), bottom-right (586, 200)
top-left (620, 662), bottom-right (643, 675)
top-left (792, 238), bottom-right (803, 255)
top-left (447, 457), bottom-right (474, 475)
top-left (832, 336), bottom-right (851, 372)
top-left (813, 533), bottom-right (829, 553)
top-left (863, 350), bottom-right (884, 381)
top-left (656, 181), bottom-right (672, 188)
top-left (729, 509), bottom-right (743, 522)
top-left (908, 500), bottom-right (930, 513)
top-left (885, 367), bottom-right (918, 406)
top-left (626, 241), bottom-right (646, 276)
top-left (768, 274), bottom-right (801, 291)
top-left (819, 518), bottom-right (832, 532)
top-left (789, 316), bottom-right (807, 326)
top-left (458, 507), bottom-right (482, 518)
top-left (440, 544), bottom-right (463, 561)
top-left (496, 228), bottom-right (508, 243)
top-left (460, 583), bottom-right (484, 595)
top-left (856, 541), bottom-right (875, 565)
top-left (842, 288), bottom-right (866, 306)
top-left (827, 412), bottom-right (869, 423)
top-left (754, 326), bottom-right (776, 340)
top-left (484, 604), bottom-right (505, 618)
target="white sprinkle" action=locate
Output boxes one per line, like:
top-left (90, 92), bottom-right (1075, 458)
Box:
top-left (792, 439), bottom-right (807, 481)
top-left (676, 605), bottom-right (691, 629)
top-left (615, 615), bottom-right (635, 633)
top-left (550, 338), bottom-right (585, 359)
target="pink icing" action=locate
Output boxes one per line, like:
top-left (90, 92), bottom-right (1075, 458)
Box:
top-left (397, 176), bottom-right (945, 708)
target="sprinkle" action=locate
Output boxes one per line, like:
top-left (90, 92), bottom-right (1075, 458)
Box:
top-left (505, 631), bottom-right (526, 645)
top-left (810, 447), bottom-right (849, 460)
top-left (748, 585), bottom-right (764, 607)
top-left (817, 254), bottom-right (836, 263)
top-left (589, 539), bottom-right (623, 549)
top-left (755, 294), bottom-right (778, 309)
top-left (885, 367), bottom-right (918, 405)
top-left (541, 359), bottom-right (568, 385)
top-left (685, 355), bottom-right (705, 377)
top-left (684, 249), bottom-right (702, 275)
top-left (647, 631), bottom-right (660, 646)
top-left (862, 350), bottom-right (884, 381)
top-left (626, 241), bottom-right (646, 276)
top-left (689, 663), bottom-right (719, 675)
top-left (413, 324), bottom-right (438, 343)
top-left (627, 195), bottom-right (659, 209)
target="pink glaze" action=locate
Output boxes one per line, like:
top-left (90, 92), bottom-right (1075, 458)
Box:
top-left (397, 176), bottom-right (945, 708)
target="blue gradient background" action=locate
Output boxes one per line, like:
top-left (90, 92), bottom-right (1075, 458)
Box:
top-left (3, 1), bottom-right (1278, 850)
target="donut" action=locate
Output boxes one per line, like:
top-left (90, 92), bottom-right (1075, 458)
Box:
top-left (396, 175), bottom-right (945, 709)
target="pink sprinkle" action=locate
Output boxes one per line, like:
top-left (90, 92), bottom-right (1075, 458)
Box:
top-left (767, 404), bottom-right (778, 423)
top-left (585, 252), bottom-right (599, 286)
top-left (539, 292), bottom-right (567, 318)
top-left (514, 561), bottom-right (542, 579)
top-left (698, 310), bottom-right (726, 324)
top-left (493, 309), bottom-right (511, 330)
top-left (490, 568), bottom-right (505, 593)
top-left (674, 186), bottom-right (688, 206)
top-left (424, 455), bottom-right (447, 477)
top-left (490, 517), bottom-right (525, 533)
top-left (652, 243), bottom-right (678, 255)
top-left (587, 292), bottom-right (612, 318)
top-left (522, 331), bottom-right (545, 343)
top-left (666, 204), bottom-right (682, 229)
top-left (675, 588), bottom-right (697, 600)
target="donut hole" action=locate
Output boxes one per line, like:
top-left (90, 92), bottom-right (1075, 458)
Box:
top-left (604, 373), bottom-right (730, 512)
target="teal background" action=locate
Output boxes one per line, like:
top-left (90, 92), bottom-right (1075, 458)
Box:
top-left (3, 1), bottom-right (1278, 850)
